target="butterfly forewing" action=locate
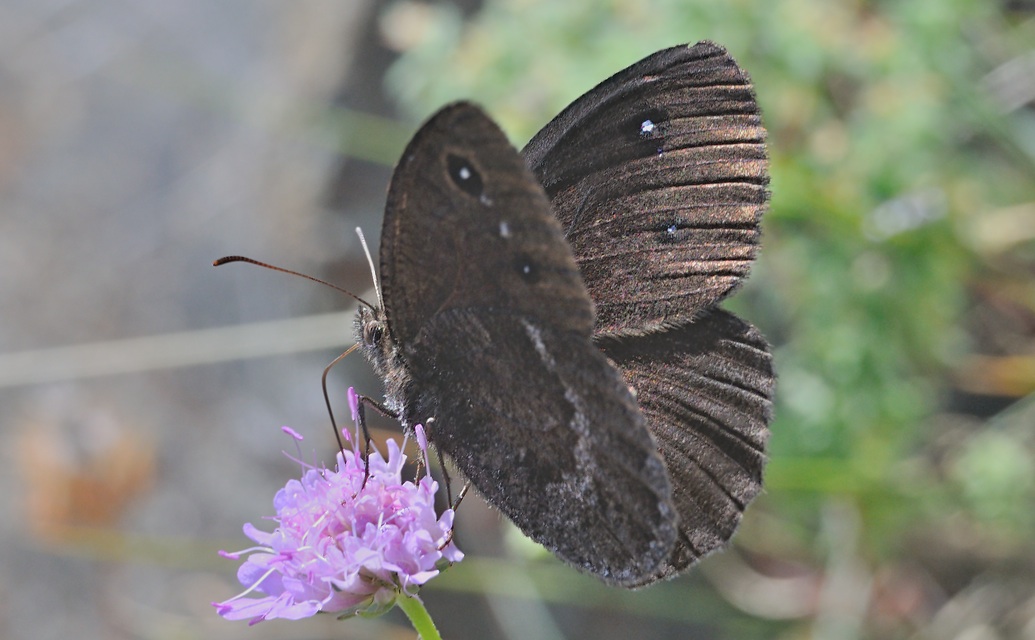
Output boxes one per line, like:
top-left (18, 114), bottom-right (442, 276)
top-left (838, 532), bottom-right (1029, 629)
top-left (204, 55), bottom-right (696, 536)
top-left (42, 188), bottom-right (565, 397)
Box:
top-left (371, 102), bottom-right (677, 585)
top-left (380, 103), bottom-right (594, 349)
top-left (520, 43), bottom-right (775, 583)
top-left (410, 310), bottom-right (677, 584)
top-left (523, 41), bottom-right (769, 335)
top-left (362, 42), bottom-right (774, 588)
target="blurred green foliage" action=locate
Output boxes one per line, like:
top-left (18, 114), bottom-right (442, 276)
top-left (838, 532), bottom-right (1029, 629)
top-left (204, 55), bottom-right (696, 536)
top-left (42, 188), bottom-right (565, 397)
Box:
top-left (375, 0), bottom-right (1035, 634)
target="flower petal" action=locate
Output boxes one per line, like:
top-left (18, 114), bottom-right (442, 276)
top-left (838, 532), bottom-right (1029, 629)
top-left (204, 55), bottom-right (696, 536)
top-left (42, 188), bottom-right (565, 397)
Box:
top-left (215, 424), bottom-right (462, 624)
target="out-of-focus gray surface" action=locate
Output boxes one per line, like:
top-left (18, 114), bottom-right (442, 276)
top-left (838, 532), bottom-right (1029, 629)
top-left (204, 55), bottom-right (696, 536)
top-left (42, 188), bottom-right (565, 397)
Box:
top-left (0, 2), bottom-right (408, 638)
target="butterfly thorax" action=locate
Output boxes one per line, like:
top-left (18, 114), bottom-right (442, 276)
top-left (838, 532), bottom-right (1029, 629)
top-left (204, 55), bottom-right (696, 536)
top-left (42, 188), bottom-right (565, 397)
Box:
top-left (354, 305), bottom-right (411, 421)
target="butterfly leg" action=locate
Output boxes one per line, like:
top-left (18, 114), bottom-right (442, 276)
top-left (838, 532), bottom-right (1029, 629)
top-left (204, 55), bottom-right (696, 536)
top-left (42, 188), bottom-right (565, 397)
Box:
top-left (436, 482), bottom-right (470, 552)
top-left (349, 393), bottom-right (398, 487)
top-left (451, 481), bottom-right (471, 512)
top-left (355, 394), bottom-right (397, 419)
top-left (420, 417), bottom-right (460, 509)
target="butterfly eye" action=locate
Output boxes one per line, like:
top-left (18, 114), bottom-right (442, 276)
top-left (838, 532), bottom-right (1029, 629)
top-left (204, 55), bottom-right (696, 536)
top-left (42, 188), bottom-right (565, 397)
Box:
top-left (446, 153), bottom-right (484, 197)
top-left (364, 322), bottom-right (384, 346)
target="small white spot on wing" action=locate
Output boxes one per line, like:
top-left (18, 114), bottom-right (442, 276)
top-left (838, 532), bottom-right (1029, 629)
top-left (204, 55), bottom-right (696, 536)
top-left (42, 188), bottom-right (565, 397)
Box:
top-left (520, 318), bottom-right (552, 368)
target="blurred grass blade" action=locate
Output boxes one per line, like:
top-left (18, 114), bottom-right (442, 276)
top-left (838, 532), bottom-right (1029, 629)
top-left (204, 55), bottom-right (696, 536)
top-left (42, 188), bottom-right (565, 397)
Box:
top-left (0, 312), bottom-right (353, 388)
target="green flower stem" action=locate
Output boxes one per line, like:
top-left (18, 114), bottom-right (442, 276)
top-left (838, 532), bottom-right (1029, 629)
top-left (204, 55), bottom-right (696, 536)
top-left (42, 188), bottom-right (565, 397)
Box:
top-left (396, 594), bottom-right (441, 640)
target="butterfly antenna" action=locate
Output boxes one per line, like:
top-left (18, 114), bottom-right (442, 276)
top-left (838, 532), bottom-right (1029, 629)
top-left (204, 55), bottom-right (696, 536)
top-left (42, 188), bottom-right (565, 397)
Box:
top-left (213, 255), bottom-right (376, 310)
top-left (355, 228), bottom-right (382, 308)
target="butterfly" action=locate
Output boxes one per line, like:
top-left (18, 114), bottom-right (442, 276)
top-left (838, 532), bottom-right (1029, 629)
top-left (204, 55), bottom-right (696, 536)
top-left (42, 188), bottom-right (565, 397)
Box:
top-left (355, 41), bottom-right (773, 586)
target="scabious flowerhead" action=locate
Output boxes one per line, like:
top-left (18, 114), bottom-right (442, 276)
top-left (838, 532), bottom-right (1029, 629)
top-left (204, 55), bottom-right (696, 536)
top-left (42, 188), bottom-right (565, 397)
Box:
top-left (213, 395), bottom-right (462, 625)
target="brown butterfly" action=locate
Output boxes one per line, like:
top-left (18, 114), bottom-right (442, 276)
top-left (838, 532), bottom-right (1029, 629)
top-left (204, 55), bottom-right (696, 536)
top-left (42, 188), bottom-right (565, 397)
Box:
top-left (356, 41), bottom-right (773, 586)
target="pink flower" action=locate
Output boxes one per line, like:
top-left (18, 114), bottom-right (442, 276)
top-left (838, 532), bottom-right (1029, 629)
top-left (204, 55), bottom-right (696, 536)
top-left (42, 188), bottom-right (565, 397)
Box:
top-left (213, 397), bottom-right (462, 625)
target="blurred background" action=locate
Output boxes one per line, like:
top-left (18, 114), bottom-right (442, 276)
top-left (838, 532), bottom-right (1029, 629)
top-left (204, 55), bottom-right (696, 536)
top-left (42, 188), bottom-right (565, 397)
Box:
top-left (2, 0), bottom-right (1034, 638)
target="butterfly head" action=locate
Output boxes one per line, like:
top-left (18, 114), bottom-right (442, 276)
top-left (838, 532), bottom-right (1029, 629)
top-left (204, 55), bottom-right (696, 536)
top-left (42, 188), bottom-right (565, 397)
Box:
top-left (355, 305), bottom-right (410, 411)
top-left (356, 305), bottom-right (389, 369)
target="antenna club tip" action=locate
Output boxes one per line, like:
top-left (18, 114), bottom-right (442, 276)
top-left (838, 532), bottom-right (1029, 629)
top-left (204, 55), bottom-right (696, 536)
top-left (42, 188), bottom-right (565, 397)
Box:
top-left (209, 255), bottom-right (374, 308)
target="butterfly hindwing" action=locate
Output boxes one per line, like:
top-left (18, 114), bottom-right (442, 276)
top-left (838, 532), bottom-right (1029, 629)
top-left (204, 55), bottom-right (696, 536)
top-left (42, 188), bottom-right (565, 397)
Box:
top-left (362, 41), bottom-right (775, 587)
top-left (523, 42), bottom-right (776, 583)
top-left (597, 309), bottom-right (774, 582)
